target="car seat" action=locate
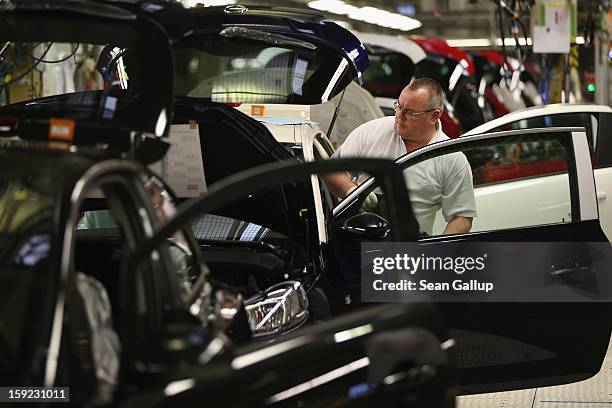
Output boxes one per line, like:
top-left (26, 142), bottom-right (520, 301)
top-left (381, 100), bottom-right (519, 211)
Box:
top-left (73, 273), bottom-right (121, 405)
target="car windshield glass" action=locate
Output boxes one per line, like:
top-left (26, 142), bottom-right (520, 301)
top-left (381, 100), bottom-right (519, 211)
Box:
top-left (0, 169), bottom-right (55, 375)
top-left (173, 34), bottom-right (353, 104)
top-left (362, 49), bottom-right (415, 99)
top-left (79, 208), bottom-right (289, 244)
top-left (1, 41), bottom-right (115, 102)
top-left (0, 12), bottom-right (172, 140)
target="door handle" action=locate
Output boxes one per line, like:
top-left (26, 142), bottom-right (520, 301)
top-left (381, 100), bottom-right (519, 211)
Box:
top-left (597, 192), bottom-right (607, 201)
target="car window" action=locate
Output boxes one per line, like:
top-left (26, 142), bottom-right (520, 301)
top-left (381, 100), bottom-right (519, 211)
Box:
top-left (595, 112), bottom-right (612, 168)
top-left (362, 50), bottom-right (415, 99)
top-left (74, 188), bottom-right (128, 331)
top-left (78, 174), bottom-right (202, 298)
top-left (0, 171), bottom-right (55, 371)
top-left (173, 36), bottom-right (354, 104)
top-left (0, 15), bottom-right (173, 141)
top-left (491, 113), bottom-right (594, 154)
top-left (352, 132), bottom-right (574, 236)
top-left (190, 213), bottom-right (288, 242)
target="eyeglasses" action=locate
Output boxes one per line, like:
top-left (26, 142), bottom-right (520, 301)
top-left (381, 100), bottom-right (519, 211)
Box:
top-left (393, 100), bottom-right (439, 119)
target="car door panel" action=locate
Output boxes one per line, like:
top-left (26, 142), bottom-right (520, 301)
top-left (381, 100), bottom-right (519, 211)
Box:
top-left (414, 129), bottom-right (610, 393)
top-left (129, 159), bottom-right (456, 406)
top-left (332, 127), bottom-right (612, 393)
top-left (423, 219), bottom-right (611, 392)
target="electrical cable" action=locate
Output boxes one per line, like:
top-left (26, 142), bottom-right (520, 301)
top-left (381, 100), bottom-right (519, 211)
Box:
top-left (0, 42), bottom-right (53, 88)
top-left (496, 0), bottom-right (511, 87)
top-left (25, 43), bottom-right (79, 64)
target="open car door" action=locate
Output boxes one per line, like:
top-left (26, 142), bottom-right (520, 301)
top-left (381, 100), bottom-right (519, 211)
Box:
top-left (128, 159), bottom-right (453, 407)
top-left (333, 127), bottom-right (612, 394)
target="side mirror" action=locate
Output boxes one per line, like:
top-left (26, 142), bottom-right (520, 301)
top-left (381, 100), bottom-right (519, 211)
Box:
top-left (341, 212), bottom-right (390, 240)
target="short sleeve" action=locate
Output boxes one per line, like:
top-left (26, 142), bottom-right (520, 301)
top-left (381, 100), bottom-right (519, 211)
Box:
top-left (441, 154), bottom-right (477, 221)
top-left (332, 122), bottom-right (366, 159)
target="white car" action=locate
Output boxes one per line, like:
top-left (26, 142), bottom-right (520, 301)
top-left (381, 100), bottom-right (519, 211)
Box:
top-left (460, 104), bottom-right (612, 240)
top-left (233, 103), bottom-right (335, 245)
top-left (233, 87), bottom-right (384, 244)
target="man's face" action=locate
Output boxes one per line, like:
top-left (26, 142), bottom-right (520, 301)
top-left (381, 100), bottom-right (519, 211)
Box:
top-left (394, 87), bottom-right (440, 141)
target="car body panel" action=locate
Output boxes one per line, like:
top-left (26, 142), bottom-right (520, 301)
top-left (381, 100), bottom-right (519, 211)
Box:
top-left (463, 104), bottom-right (612, 240)
top-left (464, 104), bottom-right (612, 135)
top-left (332, 127), bottom-right (611, 393)
top-left (0, 6), bottom-right (174, 162)
top-left (408, 36), bottom-right (476, 76)
top-left (0, 3), bottom-right (455, 406)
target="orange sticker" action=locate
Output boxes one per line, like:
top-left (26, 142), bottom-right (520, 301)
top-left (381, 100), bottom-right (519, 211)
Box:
top-left (189, 120), bottom-right (198, 129)
top-left (49, 118), bottom-right (75, 142)
top-left (250, 105), bottom-right (265, 117)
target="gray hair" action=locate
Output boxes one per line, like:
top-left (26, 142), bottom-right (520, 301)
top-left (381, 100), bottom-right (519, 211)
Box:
top-left (407, 78), bottom-right (445, 110)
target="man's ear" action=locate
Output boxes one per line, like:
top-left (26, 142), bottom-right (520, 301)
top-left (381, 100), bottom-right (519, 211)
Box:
top-left (431, 109), bottom-right (441, 124)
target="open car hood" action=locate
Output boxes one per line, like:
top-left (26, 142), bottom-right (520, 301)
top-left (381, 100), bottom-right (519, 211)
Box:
top-left (171, 99), bottom-right (314, 243)
top-left (151, 5), bottom-right (368, 104)
top-left (0, 0), bottom-right (173, 162)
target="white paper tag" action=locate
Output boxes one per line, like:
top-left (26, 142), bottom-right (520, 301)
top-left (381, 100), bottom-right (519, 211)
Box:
top-left (533, 6), bottom-right (571, 54)
top-left (150, 123), bottom-right (206, 197)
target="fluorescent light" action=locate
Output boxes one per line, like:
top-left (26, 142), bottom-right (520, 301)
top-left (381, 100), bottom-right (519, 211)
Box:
top-left (308, 1), bottom-right (421, 31)
top-left (496, 37), bottom-right (533, 46)
top-left (447, 36), bottom-right (584, 48)
top-left (309, 0), bottom-right (357, 15)
top-left (446, 38), bottom-right (492, 48)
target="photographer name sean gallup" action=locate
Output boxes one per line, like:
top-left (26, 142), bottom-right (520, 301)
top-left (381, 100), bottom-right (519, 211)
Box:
top-left (372, 279), bottom-right (494, 293)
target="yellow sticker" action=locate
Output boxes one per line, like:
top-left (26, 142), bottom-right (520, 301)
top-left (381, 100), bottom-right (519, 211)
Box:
top-left (189, 120), bottom-right (198, 129)
top-left (251, 105), bottom-right (265, 117)
top-left (49, 118), bottom-right (75, 142)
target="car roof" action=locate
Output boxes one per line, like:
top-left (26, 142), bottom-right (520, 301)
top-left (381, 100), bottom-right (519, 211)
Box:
top-left (464, 104), bottom-right (612, 136)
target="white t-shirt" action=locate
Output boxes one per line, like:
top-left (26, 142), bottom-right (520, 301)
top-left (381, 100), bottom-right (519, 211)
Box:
top-left (333, 116), bottom-right (476, 235)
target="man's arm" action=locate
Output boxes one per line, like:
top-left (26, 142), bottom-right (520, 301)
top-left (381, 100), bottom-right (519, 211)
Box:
top-left (443, 216), bottom-right (472, 235)
top-left (322, 172), bottom-right (357, 199)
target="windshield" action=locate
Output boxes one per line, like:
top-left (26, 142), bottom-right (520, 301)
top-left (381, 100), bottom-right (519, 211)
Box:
top-left (0, 11), bottom-right (172, 147)
top-left (0, 170), bottom-right (55, 380)
top-left (362, 48), bottom-right (415, 99)
top-left (173, 34), bottom-right (354, 104)
top-left (1, 42), bottom-right (110, 102)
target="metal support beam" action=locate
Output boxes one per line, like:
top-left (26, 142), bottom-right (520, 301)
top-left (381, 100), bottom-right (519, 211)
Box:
top-left (594, 33), bottom-right (610, 105)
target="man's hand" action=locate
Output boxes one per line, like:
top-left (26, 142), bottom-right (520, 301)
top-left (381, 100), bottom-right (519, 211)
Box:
top-left (362, 191), bottom-right (379, 212)
top-left (443, 216), bottom-right (472, 235)
top-left (322, 172), bottom-right (357, 199)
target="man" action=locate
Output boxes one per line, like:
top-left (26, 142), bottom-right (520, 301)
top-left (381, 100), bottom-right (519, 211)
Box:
top-left (324, 78), bottom-right (476, 235)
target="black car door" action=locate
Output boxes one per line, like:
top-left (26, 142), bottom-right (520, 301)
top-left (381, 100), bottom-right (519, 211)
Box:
top-left (128, 159), bottom-right (454, 407)
top-left (332, 127), bottom-right (612, 394)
